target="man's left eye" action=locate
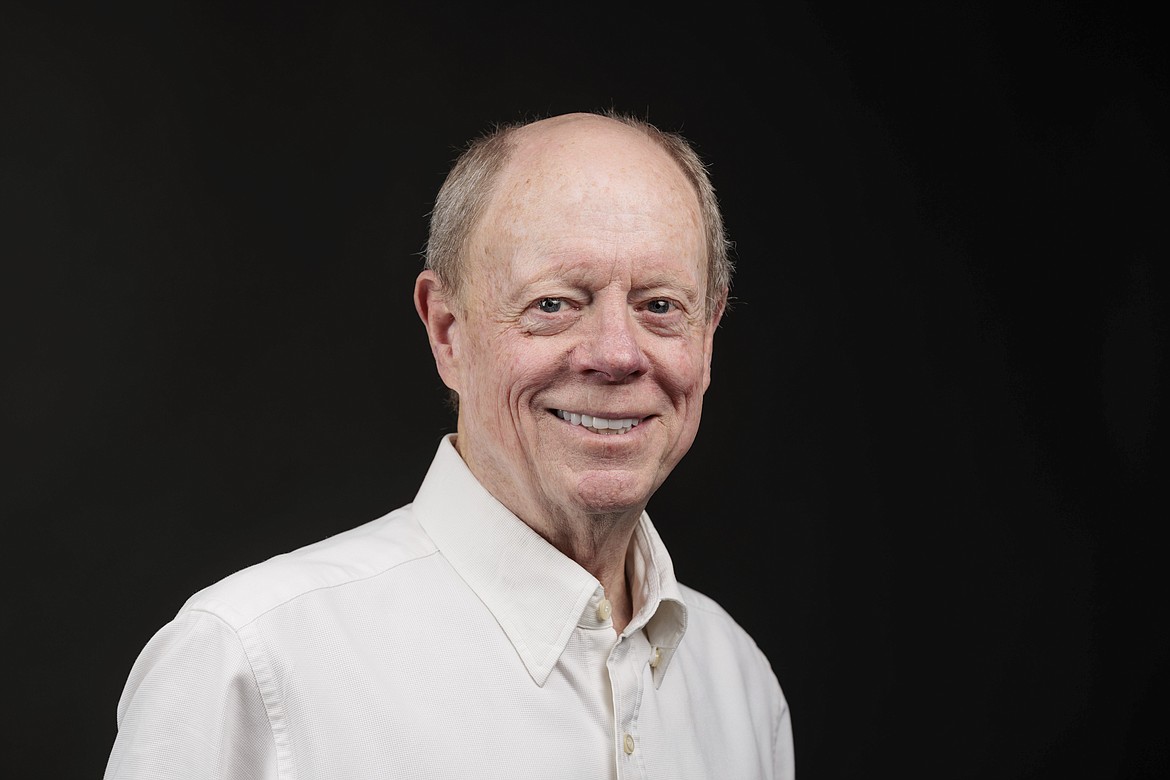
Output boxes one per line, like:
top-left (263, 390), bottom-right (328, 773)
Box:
top-left (646, 299), bottom-right (674, 314)
top-left (537, 297), bottom-right (563, 313)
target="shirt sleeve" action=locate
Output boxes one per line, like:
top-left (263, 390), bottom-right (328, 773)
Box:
top-left (103, 609), bottom-right (279, 780)
top-left (774, 685), bottom-right (795, 780)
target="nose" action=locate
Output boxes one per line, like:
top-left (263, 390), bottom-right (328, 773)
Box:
top-left (572, 300), bottom-right (650, 382)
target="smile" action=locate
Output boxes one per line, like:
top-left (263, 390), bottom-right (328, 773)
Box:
top-left (552, 410), bottom-right (644, 435)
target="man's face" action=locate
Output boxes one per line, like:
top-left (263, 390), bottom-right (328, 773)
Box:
top-left (445, 117), bottom-right (721, 524)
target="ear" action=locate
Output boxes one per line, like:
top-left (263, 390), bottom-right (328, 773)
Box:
top-left (414, 270), bottom-right (462, 394)
top-left (701, 293), bottom-right (726, 392)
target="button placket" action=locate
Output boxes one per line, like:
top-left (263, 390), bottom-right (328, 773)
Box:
top-left (608, 631), bottom-right (651, 778)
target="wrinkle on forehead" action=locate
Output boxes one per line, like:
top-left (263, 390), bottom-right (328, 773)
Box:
top-left (465, 114), bottom-right (708, 304)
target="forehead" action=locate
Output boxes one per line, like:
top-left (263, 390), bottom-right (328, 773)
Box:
top-left (492, 119), bottom-right (701, 231)
top-left (468, 118), bottom-right (707, 289)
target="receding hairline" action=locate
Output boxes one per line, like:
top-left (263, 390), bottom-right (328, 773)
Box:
top-left (424, 110), bottom-right (732, 318)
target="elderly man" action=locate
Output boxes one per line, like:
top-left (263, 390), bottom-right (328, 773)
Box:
top-left (105, 110), bottom-right (794, 779)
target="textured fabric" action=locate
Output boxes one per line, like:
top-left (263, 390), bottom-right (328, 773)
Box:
top-left (105, 435), bottom-right (794, 779)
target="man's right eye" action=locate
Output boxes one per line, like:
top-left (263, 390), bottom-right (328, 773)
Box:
top-left (537, 297), bottom-right (563, 313)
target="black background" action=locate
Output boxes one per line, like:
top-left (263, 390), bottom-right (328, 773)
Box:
top-left (2, 2), bottom-right (1166, 778)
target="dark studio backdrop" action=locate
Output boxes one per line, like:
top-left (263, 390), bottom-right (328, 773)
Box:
top-left (2, 2), bottom-right (1166, 778)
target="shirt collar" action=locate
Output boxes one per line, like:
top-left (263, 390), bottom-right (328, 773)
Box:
top-left (412, 435), bottom-right (688, 687)
top-left (626, 512), bottom-right (688, 688)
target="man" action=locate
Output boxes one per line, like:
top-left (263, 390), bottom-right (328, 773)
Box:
top-left (105, 110), bottom-right (794, 779)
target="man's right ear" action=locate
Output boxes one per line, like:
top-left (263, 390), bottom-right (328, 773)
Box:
top-left (414, 270), bottom-right (461, 393)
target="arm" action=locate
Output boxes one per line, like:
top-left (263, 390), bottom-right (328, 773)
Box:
top-left (104, 609), bottom-right (279, 780)
top-left (774, 687), bottom-right (795, 780)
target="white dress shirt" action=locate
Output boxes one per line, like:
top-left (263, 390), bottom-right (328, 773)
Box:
top-left (105, 435), bottom-right (794, 779)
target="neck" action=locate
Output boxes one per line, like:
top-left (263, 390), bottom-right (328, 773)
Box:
top-left (450, 434), bottom-right (642, 633)
top-left (537, 510), bottom-right (639, 635)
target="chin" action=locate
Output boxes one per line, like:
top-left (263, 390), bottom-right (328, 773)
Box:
top-left (572, 471), bottom-right (656, 516)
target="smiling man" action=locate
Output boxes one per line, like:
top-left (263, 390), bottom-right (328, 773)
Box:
top-left (105, 111), bottom-right (794, 779)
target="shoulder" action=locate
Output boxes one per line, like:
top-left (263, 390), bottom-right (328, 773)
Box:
top-left (675, 582), bottom-right (792, 749)
top-left (180, 504), bottom-right (438, 630)
top-left (677, 582), bottom-right (781, 683)
top-left (673, 583), bottom-right (794, 777)
top-left (677, 581), bottom-right (757, 637)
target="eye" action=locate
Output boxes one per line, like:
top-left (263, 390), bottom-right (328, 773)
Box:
top-left (645, 299), bottom-right (674, 315)
top-left (536, 297), bottom-right (564, 314)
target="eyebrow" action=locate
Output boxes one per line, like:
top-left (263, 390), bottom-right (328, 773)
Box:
top-left (630, 271), bottom-right (698, 289)
top-left (629, 272), bottom-right (703, 300)
top-left (512, 258), bottom-right (702, 302)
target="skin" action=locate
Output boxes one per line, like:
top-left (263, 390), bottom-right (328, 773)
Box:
top-left (415, 113), bottom-right (724, 634)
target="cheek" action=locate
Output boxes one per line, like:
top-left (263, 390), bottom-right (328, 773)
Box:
top-left (655, 343), bottom-right (710, 398)
top-left (466, 335), bottom-right (563, 412)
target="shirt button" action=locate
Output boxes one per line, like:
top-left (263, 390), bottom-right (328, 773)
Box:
top-left (596, 598), bottom-right (612, 622)
top-left (623, 733), bottom-right (635, 755)
top-left (649, 647), bottom-right (662, 668)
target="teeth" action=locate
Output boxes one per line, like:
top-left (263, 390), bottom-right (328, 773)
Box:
top-left (554, 410), bottom-right (642, 435)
